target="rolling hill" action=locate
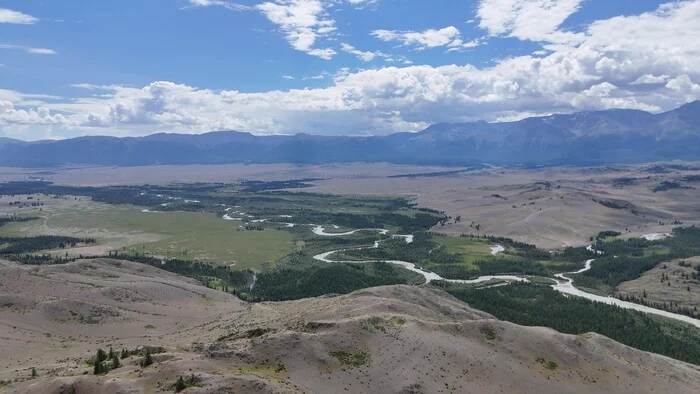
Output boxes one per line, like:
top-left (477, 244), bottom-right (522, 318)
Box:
top-left (2, 258), bottom-right (700, 393)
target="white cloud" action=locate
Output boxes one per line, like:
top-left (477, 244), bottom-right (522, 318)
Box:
top-left (372, 26), bottom-right (478, 51)
top-left (303, 72), bottom-right (329, 80)
top-left (341, 43), bottom-right (378, 61)
top-left (282, 75), bottom-right (296, 80)
top-left (185, 0), bottom-right (252, 11)
top-left (0, 44), bottom-right (57, 55)
top-left (3, 1), bottom-right (700, 140)
top-left (256, 0), bottom-right (337, 59)
top-left (630, 74), bottom-right (669, 85)
top-left (186, 0), bottom-right (381, 59)
top-left (0, 8), bottom-right (38, 24)
top-left (339, 43), bottom-right (410, 63)
top-left (477, 0), bottom-right (584, 44)
top-left (344, 0), bottom-right (379, 8)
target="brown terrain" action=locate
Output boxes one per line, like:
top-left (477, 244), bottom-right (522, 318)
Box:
top-left (2, 162), bottom-right (698, 249)
top-left (2, 258), bottom-right (700, 393)
top-left (617, 256), bottom-right (700, 312)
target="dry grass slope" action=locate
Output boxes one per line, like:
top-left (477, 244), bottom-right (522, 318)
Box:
top-left (2, 259), bottom-right (700, 393)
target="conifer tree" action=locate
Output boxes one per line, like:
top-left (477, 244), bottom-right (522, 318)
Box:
top-left (141, 348), bottom-right (153, 367)
top-left (175, 376), bottom-right (186, 392)
top-left (97, 348), bottom-right (107, 363)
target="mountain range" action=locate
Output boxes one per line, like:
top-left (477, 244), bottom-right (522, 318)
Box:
top-left (1, 101), bottom-right (699, 167)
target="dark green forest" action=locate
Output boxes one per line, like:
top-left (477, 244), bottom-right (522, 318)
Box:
top-left (342, 232), bottom-right (587, 279)
top-left (0, 216), bottom-right (95, 258)
top-left (242, 261), bottom-right (423, 301)
top-left (574, 226), bottom-right (700, 290)
top-left (434, 282), bottom-right (700, 365)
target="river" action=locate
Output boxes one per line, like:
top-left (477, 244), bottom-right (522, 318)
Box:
top-left (310, 225), bottom-right (700, 329)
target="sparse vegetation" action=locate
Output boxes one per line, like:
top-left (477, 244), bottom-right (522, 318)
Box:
top-left (535, 357), bottom-right (558, 370)
top-left (653, 181), bottom-right (691, 193)
top-left (329, 350), bottom-right (370, 368)
top-left (481, 326), bottom-right (497, 340)
top-left (172, 374), bottom-right (201, 392)
top-left (140, 348), bottom-right (154, 367)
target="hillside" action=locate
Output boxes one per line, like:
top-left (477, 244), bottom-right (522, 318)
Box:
top-left (2, 259), bottom-right (700, 393)
top-left (1, 101), bottom-right (699, 167)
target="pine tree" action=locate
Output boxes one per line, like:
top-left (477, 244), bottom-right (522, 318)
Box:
top-left (31, 367), bottom-right (37, 378)
top-left (97, 348), bottom-right (107, 363)
top-left (108, 346), bottom-right (114, 360)
top-left (175, 376), bottom-right (187, 392)
top-left (141, 348), bottom-right (153, 367)
top-left (112, 354), bottom-right (120, 369)
top-left (121, 348), bottom-right (129, 359)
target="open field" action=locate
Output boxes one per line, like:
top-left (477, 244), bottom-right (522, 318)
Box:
top-left (0, 182), bottom-right (442, 274)
top-left (3, 162), bottom-right (698, 249)
top-left (300, 164), bottom-right (700, 250)
top-left (433, 234), bottom-right (515, 269)
top-left (0, 163), bottom-right (459, 186)
top-left (0, 195), bottom-right (294, 271)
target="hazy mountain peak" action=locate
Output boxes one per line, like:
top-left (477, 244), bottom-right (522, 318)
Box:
top-left (1, 101), bottom-right (698, 167)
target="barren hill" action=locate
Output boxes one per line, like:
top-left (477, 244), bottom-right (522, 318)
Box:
top-left (2, 259), bottom-right (700, 393)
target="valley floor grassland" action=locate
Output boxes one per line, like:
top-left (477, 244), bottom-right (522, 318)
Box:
top-left (3, 162), bottom-right (700, 249)
top-left (432, 235), bottom-right (494, 270)
top-left (0, 196), bottom-right (294, 271)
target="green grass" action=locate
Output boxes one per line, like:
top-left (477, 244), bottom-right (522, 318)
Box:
top-left (432, 235), bottom-right (491, 269)
top-left (432, 235), bottom-right (523, 270)
top-left (329, 350), bottom-right (370, 368)
top-left (643, 245), bottom-right (670, 257)
top-left (0, 198), bottom-right (293, 271)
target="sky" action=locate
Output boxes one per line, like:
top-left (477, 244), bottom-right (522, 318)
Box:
top-left (0, 0), bottom-right (699, 140)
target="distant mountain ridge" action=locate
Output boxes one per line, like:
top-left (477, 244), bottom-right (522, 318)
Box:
top-left (1, 101), bottom-right (699, 167)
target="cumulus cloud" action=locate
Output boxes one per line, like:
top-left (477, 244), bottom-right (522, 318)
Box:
top-left (630, 74), bottom-right (669, 85)
top-left (371, 26), bottom-right (477, 50)
top-left (2, 0), bottom-right (700, 139)
top-left (187, 0), bottom-right (382, 59)
top-left (0, 44), bottom-right (57, 55)
top-left (0, 8), bottom-right (38, 24)
top-left (256, 0), bottom-right (337, 59)
top-left (477, 0), bottom-right (584, 44)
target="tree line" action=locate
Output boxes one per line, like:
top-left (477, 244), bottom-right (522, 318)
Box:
top-left (434, 282), bottom-right (700, 365)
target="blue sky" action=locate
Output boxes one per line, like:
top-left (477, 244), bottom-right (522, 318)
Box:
top-left (1, 0), bottom-right (699, 140)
